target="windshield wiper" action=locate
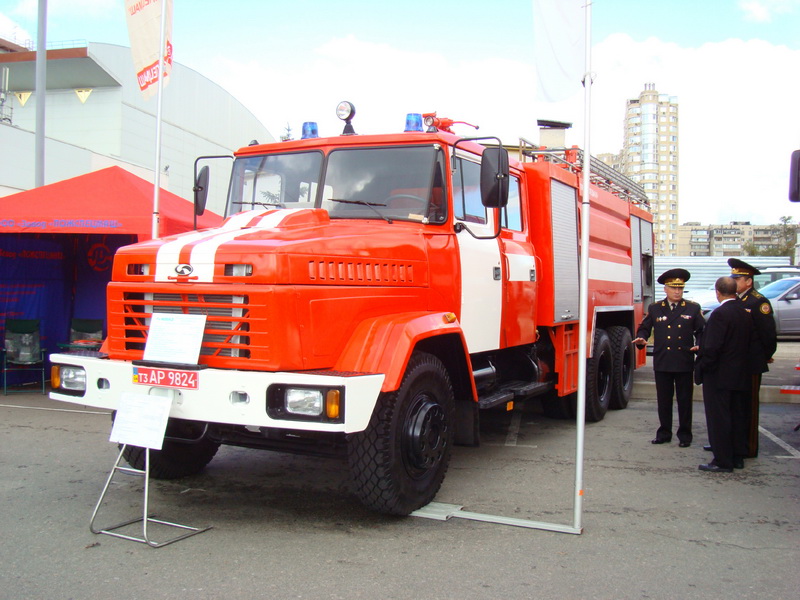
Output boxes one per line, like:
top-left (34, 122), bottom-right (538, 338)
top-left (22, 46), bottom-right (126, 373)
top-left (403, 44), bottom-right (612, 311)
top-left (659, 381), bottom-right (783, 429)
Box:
top-left (232, 201), bottom-right (285, 208)
top-left (329, 199), bottom-right (393, 223)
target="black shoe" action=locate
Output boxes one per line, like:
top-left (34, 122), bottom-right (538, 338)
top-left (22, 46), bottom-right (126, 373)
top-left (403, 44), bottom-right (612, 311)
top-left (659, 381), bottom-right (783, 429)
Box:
top-left (703, 444), bottom-right (712, 451)
top-left (679, 441), bottom-right (691, 448)
top-left (651, 438), bottom-right (670, 444)
top-left (733, 458), bottom-right (744, 469)
top-left (698, 463), bottom-right (733, 473)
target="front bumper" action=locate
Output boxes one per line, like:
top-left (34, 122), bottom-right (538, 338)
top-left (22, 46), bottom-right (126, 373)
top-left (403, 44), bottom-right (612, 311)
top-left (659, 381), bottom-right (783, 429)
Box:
top-left (48, 353), bottom-right (384, 434)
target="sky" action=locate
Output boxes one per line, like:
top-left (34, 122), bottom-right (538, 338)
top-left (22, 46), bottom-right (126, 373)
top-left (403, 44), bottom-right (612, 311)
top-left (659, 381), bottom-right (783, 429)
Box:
top-left (1, 0), bottom-right (799, 226)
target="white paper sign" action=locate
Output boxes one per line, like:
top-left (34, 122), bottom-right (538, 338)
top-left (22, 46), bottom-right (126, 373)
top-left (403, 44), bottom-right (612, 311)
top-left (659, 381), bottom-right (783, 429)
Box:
top-left (109, 392), bottom-right (172, 450)
top-left (143, 313), bottom-right (207, 364)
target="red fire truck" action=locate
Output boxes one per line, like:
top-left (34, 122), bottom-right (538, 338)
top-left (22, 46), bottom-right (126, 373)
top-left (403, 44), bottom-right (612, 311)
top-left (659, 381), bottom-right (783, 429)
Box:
top-left (50, 103), bottom-right (654, 515)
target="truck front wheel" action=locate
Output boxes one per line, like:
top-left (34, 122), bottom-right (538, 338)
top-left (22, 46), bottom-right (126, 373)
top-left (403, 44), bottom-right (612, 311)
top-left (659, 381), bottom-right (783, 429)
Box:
top-left (121, 419), bottom-right (220, 480)
top-left (347, 352), bottom-right (455, 516)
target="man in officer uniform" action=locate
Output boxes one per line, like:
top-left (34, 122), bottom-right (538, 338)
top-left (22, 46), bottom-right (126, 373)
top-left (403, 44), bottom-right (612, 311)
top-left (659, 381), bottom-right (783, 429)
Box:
top-left (728, 258), bottom-right (778, 458)
top-left (634, 268), bottom-right (705, 447)
top-left (695, 277), bottom-right (754, 472)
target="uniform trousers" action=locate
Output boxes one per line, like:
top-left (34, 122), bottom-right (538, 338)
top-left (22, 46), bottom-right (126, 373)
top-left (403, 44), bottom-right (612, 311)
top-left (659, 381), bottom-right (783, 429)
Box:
top-left (702, 383), bottom-right (749, 469)
top-left (744, 374), bottom-right (762, 458)
top-left (653, 370), bottom-right (694, 444)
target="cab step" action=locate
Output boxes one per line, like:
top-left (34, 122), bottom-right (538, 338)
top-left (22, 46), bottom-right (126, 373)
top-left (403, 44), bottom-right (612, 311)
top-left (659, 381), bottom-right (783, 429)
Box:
top-left (478, 381), bottom-right (553, 409)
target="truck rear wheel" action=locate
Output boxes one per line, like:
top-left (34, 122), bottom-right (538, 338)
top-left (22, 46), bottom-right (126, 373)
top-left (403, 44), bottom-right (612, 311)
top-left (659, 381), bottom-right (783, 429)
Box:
top-left (607, 325), bottom-right (634, 409)
top-left (121, 419), bottom-right (220, 480)
top-left (585, 329), bottom-right (613, 422)
top-left (347, 352), bottom-right (455, 516)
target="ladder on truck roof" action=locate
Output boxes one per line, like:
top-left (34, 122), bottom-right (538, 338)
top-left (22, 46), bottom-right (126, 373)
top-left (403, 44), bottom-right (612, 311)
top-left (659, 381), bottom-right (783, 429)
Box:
top-left (518, 137), bottom-right (650, 208)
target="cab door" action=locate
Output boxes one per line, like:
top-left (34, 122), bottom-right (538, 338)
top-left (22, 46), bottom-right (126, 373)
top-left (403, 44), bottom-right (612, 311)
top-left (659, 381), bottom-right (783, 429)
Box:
top-left (499, 175), bottom-right (538, 347)
top-left (452, 155), bottom-right (503, 353)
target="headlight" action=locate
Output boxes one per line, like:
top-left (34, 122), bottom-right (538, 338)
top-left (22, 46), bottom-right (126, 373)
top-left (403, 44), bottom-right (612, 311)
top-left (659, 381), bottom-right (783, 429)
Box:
top-left (267, 385), bottom-right (343, 422)
top-left (286, 388), bottom-right (323, 416)
top-left (54, 365), bottom-right (87, 393)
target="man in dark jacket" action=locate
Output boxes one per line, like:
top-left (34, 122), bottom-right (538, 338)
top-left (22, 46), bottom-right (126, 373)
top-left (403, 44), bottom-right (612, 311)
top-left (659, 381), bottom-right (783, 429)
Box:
top-left (695, 277), bottom-right (754, 472)
top-left (728, 258), bottom-right (778, 458)
top-left (634, 268), bottom-right (704, 447)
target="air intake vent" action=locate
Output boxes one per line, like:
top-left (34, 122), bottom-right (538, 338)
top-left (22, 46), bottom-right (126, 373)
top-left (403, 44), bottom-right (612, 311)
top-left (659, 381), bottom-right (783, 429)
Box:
top-left (308, 260), bottom-right (414, 283)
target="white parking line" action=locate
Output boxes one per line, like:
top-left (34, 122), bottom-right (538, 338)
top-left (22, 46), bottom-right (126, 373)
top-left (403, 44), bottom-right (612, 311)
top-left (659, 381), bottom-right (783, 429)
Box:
top-left (505, 410), bottom-right (522, 446)
top-left (0, 403), bottom-right (110, 415)
top-left (759, 425), bottom-right (800, 458)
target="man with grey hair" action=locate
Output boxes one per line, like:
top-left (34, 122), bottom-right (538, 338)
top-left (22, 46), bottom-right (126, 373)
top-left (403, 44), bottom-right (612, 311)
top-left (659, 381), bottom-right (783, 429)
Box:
top-left (694, 277), bottom-right (753, 473)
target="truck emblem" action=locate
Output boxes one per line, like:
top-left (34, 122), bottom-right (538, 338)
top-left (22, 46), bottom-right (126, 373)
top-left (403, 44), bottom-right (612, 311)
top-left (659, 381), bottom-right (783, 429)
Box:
top-left (175, 264), bottom-right (194, 276)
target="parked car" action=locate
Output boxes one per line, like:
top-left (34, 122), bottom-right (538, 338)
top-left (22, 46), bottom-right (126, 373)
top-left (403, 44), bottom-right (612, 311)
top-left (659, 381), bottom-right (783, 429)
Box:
top-left (761, 277), bottom-right (800, 335)
top-left (699, 266), bottom-right (800, 309)
top-left (701, 276), bottom-right (800, 335)
top-left (752, 265), bottom-right (800, 289)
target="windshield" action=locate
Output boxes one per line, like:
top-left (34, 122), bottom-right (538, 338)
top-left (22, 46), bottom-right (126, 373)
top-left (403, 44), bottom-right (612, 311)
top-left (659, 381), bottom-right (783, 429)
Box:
top-left (321, 146), bottom-right (445, 224)
top-left (226, 151), bottom-right (323, 216)
top-left (757, 278), bottom-right (800, 299)
top-left (226, 146), bottom-right (446, 224)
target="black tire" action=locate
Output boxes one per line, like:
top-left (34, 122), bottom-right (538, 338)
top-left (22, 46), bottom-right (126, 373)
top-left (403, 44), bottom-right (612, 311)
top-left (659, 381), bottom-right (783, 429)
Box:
top-left (608, 325), bottom-right (634, 410)
top-left (121, 419), bottom-right (220, 480)
top-left (347, 352), bottom-right (455, 515)
top-left (585, 329), bottom-right (613, 422)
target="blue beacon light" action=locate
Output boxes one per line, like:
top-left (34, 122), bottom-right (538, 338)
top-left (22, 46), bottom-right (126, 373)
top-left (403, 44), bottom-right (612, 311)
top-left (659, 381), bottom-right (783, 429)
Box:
top-left (301, 122), bottom-right (319, 139)
top-left (404, 113), bottom-right (423, 132)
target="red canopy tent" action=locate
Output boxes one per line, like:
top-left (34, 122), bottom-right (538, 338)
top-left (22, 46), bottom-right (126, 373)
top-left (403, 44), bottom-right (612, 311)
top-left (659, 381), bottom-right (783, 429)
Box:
top-left (0, 167), bottom-right (223, 388)
top-left (0, 166), bottom-right (222, 237)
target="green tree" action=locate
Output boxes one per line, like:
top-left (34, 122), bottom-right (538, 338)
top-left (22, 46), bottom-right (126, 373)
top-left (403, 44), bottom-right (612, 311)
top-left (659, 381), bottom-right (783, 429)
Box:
top-left (742, 217), bottom-right (797, 257)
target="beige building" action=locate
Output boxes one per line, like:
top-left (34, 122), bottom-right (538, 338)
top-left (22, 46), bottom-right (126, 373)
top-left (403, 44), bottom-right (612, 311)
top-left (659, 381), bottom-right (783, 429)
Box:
top-left (676, 221), bottom-right (796, 257)
top-left (600, 83), bottom-right (679, 256)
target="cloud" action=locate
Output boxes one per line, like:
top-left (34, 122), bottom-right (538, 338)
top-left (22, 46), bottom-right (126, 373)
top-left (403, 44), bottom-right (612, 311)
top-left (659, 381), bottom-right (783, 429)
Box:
top-left (208, 35), bottom-right (535, 143)
top-left (738, 0), bottom-right (800, 22)
top-left (148, 30), bottom-right (800, 227)
top-left (9, 0), bottom-right (118, 19)
top-left (0, 11), bottom-right (32, 44)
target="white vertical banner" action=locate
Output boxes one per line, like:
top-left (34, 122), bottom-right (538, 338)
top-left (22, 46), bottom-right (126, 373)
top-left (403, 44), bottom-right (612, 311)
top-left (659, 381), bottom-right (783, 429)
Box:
top-left (125, 0), bottom-right (173, 100)
top-left (532, 0), bottom-right (585, 102)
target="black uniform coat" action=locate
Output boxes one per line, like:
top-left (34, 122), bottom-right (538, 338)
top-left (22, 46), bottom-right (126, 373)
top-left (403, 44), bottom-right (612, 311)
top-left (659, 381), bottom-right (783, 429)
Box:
top-left (739, 288), bottom-right (778, 373)
top-left (637, 299), bottom-right (704, 372)
top-left (695, 299), bottom-right (753, 390)
top-left (695, 298), bottom-right (754, 467)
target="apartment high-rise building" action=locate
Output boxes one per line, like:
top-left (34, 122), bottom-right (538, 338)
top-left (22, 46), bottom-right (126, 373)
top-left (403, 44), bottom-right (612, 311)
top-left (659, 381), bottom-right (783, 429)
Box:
top-left (601, 83), bottom-right (680, 256)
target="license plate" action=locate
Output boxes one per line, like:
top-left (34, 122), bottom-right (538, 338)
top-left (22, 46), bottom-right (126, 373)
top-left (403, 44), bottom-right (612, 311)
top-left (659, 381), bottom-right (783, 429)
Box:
top-left (133, 366), bottom-right (198, 389)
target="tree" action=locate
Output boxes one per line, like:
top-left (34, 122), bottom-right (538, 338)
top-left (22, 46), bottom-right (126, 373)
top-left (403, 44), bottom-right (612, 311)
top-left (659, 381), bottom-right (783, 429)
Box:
top-left (742, 217), bottom-right (797, 257)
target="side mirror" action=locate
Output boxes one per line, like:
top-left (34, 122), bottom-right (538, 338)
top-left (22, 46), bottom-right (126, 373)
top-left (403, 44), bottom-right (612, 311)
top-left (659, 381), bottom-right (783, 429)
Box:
top-left (194, 165), bottom-right (209, 216)
top-left (790, 149), bottom-right (800, 202)
top-left (480, 147), bottom-right (509, 208)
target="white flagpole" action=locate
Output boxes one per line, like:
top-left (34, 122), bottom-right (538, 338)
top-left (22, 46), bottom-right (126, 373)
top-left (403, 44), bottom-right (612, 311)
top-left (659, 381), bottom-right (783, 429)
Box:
top-left (34, 0), bottom-right (47, 187)
top-left (151, 1), bottom-right (168, 240)
top-left (573, 0), bottom-right (592, 533)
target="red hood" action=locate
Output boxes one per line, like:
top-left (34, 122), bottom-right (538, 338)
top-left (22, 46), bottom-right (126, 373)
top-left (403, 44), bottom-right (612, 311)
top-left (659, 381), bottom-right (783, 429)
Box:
top-left (113, 208), bottom-right (433, 286)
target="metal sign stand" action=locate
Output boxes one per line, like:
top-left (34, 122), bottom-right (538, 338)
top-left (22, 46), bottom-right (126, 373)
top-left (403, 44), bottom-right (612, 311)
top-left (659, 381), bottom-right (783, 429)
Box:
top-left (412, 502), bottom-right (581, 534)
top-left (89, 444), bottom-right (211, 548)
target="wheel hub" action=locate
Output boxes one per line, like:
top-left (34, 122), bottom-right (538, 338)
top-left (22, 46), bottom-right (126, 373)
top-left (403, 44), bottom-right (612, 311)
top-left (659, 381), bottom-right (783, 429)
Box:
top-left (403, 397), bottom-right (447, 472)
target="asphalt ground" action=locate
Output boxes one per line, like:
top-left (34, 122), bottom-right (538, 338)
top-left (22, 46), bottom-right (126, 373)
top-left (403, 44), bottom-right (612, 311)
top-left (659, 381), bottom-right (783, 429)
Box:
top-left (1, 342), bottom-right (798, 599)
